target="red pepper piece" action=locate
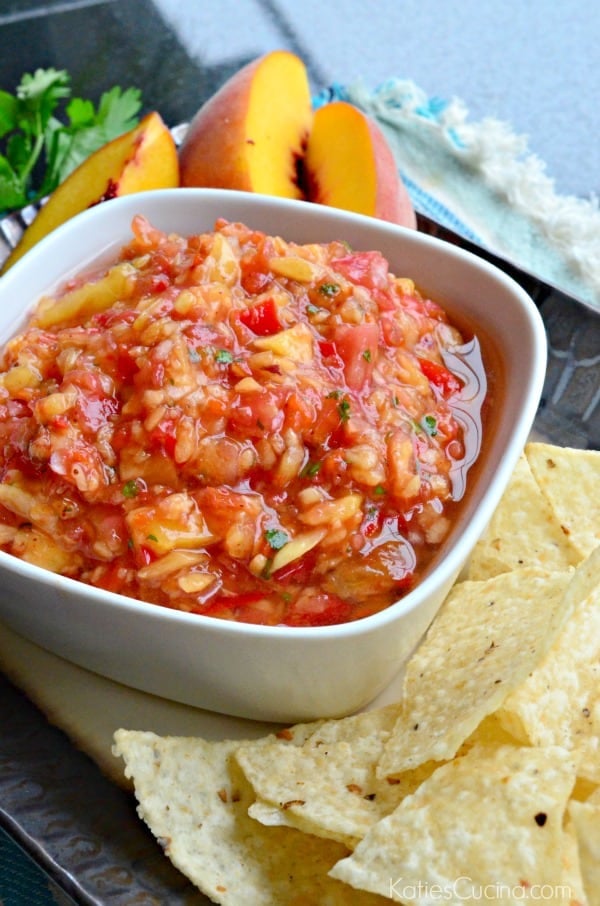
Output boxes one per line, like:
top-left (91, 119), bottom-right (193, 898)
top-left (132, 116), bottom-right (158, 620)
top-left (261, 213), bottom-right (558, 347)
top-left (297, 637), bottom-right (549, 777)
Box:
top-left (239, 298), bottom-right (281, 336)
top-left (419, 358), bottom-right (462, 397)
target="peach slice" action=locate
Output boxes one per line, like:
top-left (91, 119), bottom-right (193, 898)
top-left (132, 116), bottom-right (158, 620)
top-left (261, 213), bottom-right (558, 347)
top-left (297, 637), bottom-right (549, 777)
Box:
top-left (179, 50), bottom-right (313, 198)
top-left (2, 111), bottom-right (179, 272)
top-left (303, 101), bottom-right (416, 227)
top-left (179, 50), bottom-right (415, 228)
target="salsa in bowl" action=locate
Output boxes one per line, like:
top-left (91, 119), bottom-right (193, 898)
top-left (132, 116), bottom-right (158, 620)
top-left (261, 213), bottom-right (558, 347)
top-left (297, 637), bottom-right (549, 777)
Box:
top-left (0, 213), bottom-right (486, 628)
top-left (0, 189), bottom-right (546, 720)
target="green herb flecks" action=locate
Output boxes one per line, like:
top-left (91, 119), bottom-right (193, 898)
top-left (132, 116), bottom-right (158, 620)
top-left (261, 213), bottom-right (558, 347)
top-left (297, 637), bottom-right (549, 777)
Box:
top-left (265, 528), bottom-right (289, 550)
top-left (122, 479), bottom-right (140, 499)
top-left (214, 348), bottom-right (234, 365)
top-left (0, 68), bottom-right (142, 212)
top-left (319, 282), bottom-right (340, 297)
top-left (422, 414), bottom-right (438, 436)
top-left (300, 459), bottom-right (322, 478)
top-left (337, 398), bottom-right (351, 422)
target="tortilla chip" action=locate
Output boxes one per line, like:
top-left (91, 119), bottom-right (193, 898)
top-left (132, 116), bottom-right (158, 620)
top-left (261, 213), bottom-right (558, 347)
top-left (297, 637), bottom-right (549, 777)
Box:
top-left (467, 454), bottom-right (580, 580)
top-left (497, 545), bottom-right (600, 783)
top-left (242, 739), bottom-right (383, 850)
top-left (377, 567), bottom-right (574, 778)
top-left (526, 442), bottom-right (600, 560)
top-left (330, 744), bottom-right (579, 904)
top-left (587, 785), bottom-right (600, 805)
top-left (305, 703), bottom-right (400, 744)
top-left (109, 442), bottom-right (600, 902)
top-left (560, 818), bottom-right (589, 906)
top-left (239, 712), bottom-right (518, 849)
top-left (568, 796), bottom-right (600, 906)
top-left (235, 706), bottom-right (400, 849)
top-left (112, 730), bottom-right (387, 905)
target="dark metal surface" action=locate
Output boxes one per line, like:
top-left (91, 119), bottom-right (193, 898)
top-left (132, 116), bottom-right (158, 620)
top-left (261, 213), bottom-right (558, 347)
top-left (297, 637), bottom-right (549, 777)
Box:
top-left (0, 672), bottom-right (206, 904)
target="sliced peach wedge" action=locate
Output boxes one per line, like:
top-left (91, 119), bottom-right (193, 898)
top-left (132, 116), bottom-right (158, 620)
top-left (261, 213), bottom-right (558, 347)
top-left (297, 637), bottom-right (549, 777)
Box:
top-left (179, 50), bottom-right (313, 199)
top-left (2, 111), bottom-right (179, 272)
top-left (303, 100), bottom-right (417, 227)
top-left (179, 50), bottom-right (416, 228)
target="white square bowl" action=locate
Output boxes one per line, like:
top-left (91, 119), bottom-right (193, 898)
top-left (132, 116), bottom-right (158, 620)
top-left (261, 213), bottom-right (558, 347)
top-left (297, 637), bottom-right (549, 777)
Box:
top-left (0, 189), bottom-right (547, 722)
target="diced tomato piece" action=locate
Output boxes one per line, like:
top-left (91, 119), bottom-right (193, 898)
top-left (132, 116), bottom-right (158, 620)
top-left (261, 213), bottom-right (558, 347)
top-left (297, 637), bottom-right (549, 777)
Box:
top-left (135, 545), bottom-right (158, 568)
top-left (361, 506), bottom-right (383, 538)
top-left (49, 414), bottom-right (70, 430)
top-left (134, 267), bottom-right (172, 298)
top-left (114, 348), bottom-right (138, 383)
top-left (149, 416), bottom-right (178, 457)
top-left (282, 592), bottom-right (353, 627)
top-left (392, 573), bottom-right (414, 595)
top-left (332, 322), bottom-right (379, 390)
top-left (419, 358), bottom-right (462, 397)
top-left (63, 368), bottom-right (110, 397)
top-left (303, 396), bottom-right (343, 448)
top-left (284, 389), bottom-right (319, 432)
top-left (229, 387), bottom-right (285, 436)
top-left (198, 592), bottom-right (284, 626)
top-left (318, 340), bottom-right (337, 358)
top-left (240, 238), bottom-right (277, 295)
top-left (93, 309), bottom-right (137, 330)
top-left (239, 298), bottom-right (281, 336)
top-left (271, 549), bottom-right (318, 585)
top-left (111, 422), bottom-right (133, 453)
top-left (75, 394), bottom-right (120, 433)
top-left (332, 251), bottom-right (389, 290)
top-left (92, 557), bottom-right (130, 594)
top-left (241, 268), bottom-right (272, 295)
top-left (205, 591), bottom-right (266, 611)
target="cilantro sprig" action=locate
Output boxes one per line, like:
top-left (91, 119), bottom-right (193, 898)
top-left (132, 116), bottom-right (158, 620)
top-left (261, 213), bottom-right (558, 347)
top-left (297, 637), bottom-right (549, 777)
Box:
top-left (0, 68), bottom-right (142, 212)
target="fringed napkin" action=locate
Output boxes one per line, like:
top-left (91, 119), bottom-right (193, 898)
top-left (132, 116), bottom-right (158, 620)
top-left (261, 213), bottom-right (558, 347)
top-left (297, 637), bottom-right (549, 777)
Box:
top-left (317, 80), bottom-right (600, 310)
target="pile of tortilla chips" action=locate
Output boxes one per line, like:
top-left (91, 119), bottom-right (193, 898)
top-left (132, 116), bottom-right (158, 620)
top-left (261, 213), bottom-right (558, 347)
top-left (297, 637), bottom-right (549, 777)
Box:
top-left (113, 442), bottom-right (600, 905)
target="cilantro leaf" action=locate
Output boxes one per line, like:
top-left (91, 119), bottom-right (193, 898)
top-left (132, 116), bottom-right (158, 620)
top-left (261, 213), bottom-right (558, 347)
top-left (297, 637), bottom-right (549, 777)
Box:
top-left (214, 348), bottom-right (234, 365)
top-left (0, 156), bottom-right (26, 210)
top-left (95, 85), bottom-right (142, 136)
top-left (319, 282), bottom-right (340, 297)
top-left (0, 68), bottom-right (142, 213)
top-left (0, 91), bottom-right (18, 138)
top-left (265, 529), bottom-right (289, 550)
top-left (423, 414), bottom-right (438, 436)
top-left (122, 479), bottom-right (141, 498)
top-left (17, 68), bottom-right (71, 133)
top-left (40, 85), bottom-right (142, 195)
top-left (337, 398), bottom-right (351, 422)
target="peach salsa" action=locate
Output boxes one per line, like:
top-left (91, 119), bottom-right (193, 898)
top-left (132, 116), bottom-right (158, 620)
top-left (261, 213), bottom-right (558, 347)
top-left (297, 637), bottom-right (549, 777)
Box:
top-left (0, 217), bottom-right (488, 627)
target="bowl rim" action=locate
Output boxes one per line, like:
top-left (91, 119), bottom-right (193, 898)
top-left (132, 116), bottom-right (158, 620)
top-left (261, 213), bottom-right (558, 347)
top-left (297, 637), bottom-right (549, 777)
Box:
top-left (0, 188), bottom-right (548, 639)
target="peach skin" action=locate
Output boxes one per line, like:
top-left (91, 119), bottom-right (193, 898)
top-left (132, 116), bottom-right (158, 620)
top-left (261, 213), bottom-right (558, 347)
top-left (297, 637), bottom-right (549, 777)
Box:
top-left (179, 50), bottom-right (313, 199)
top-left (303, 100), bottom-right (416, 227)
